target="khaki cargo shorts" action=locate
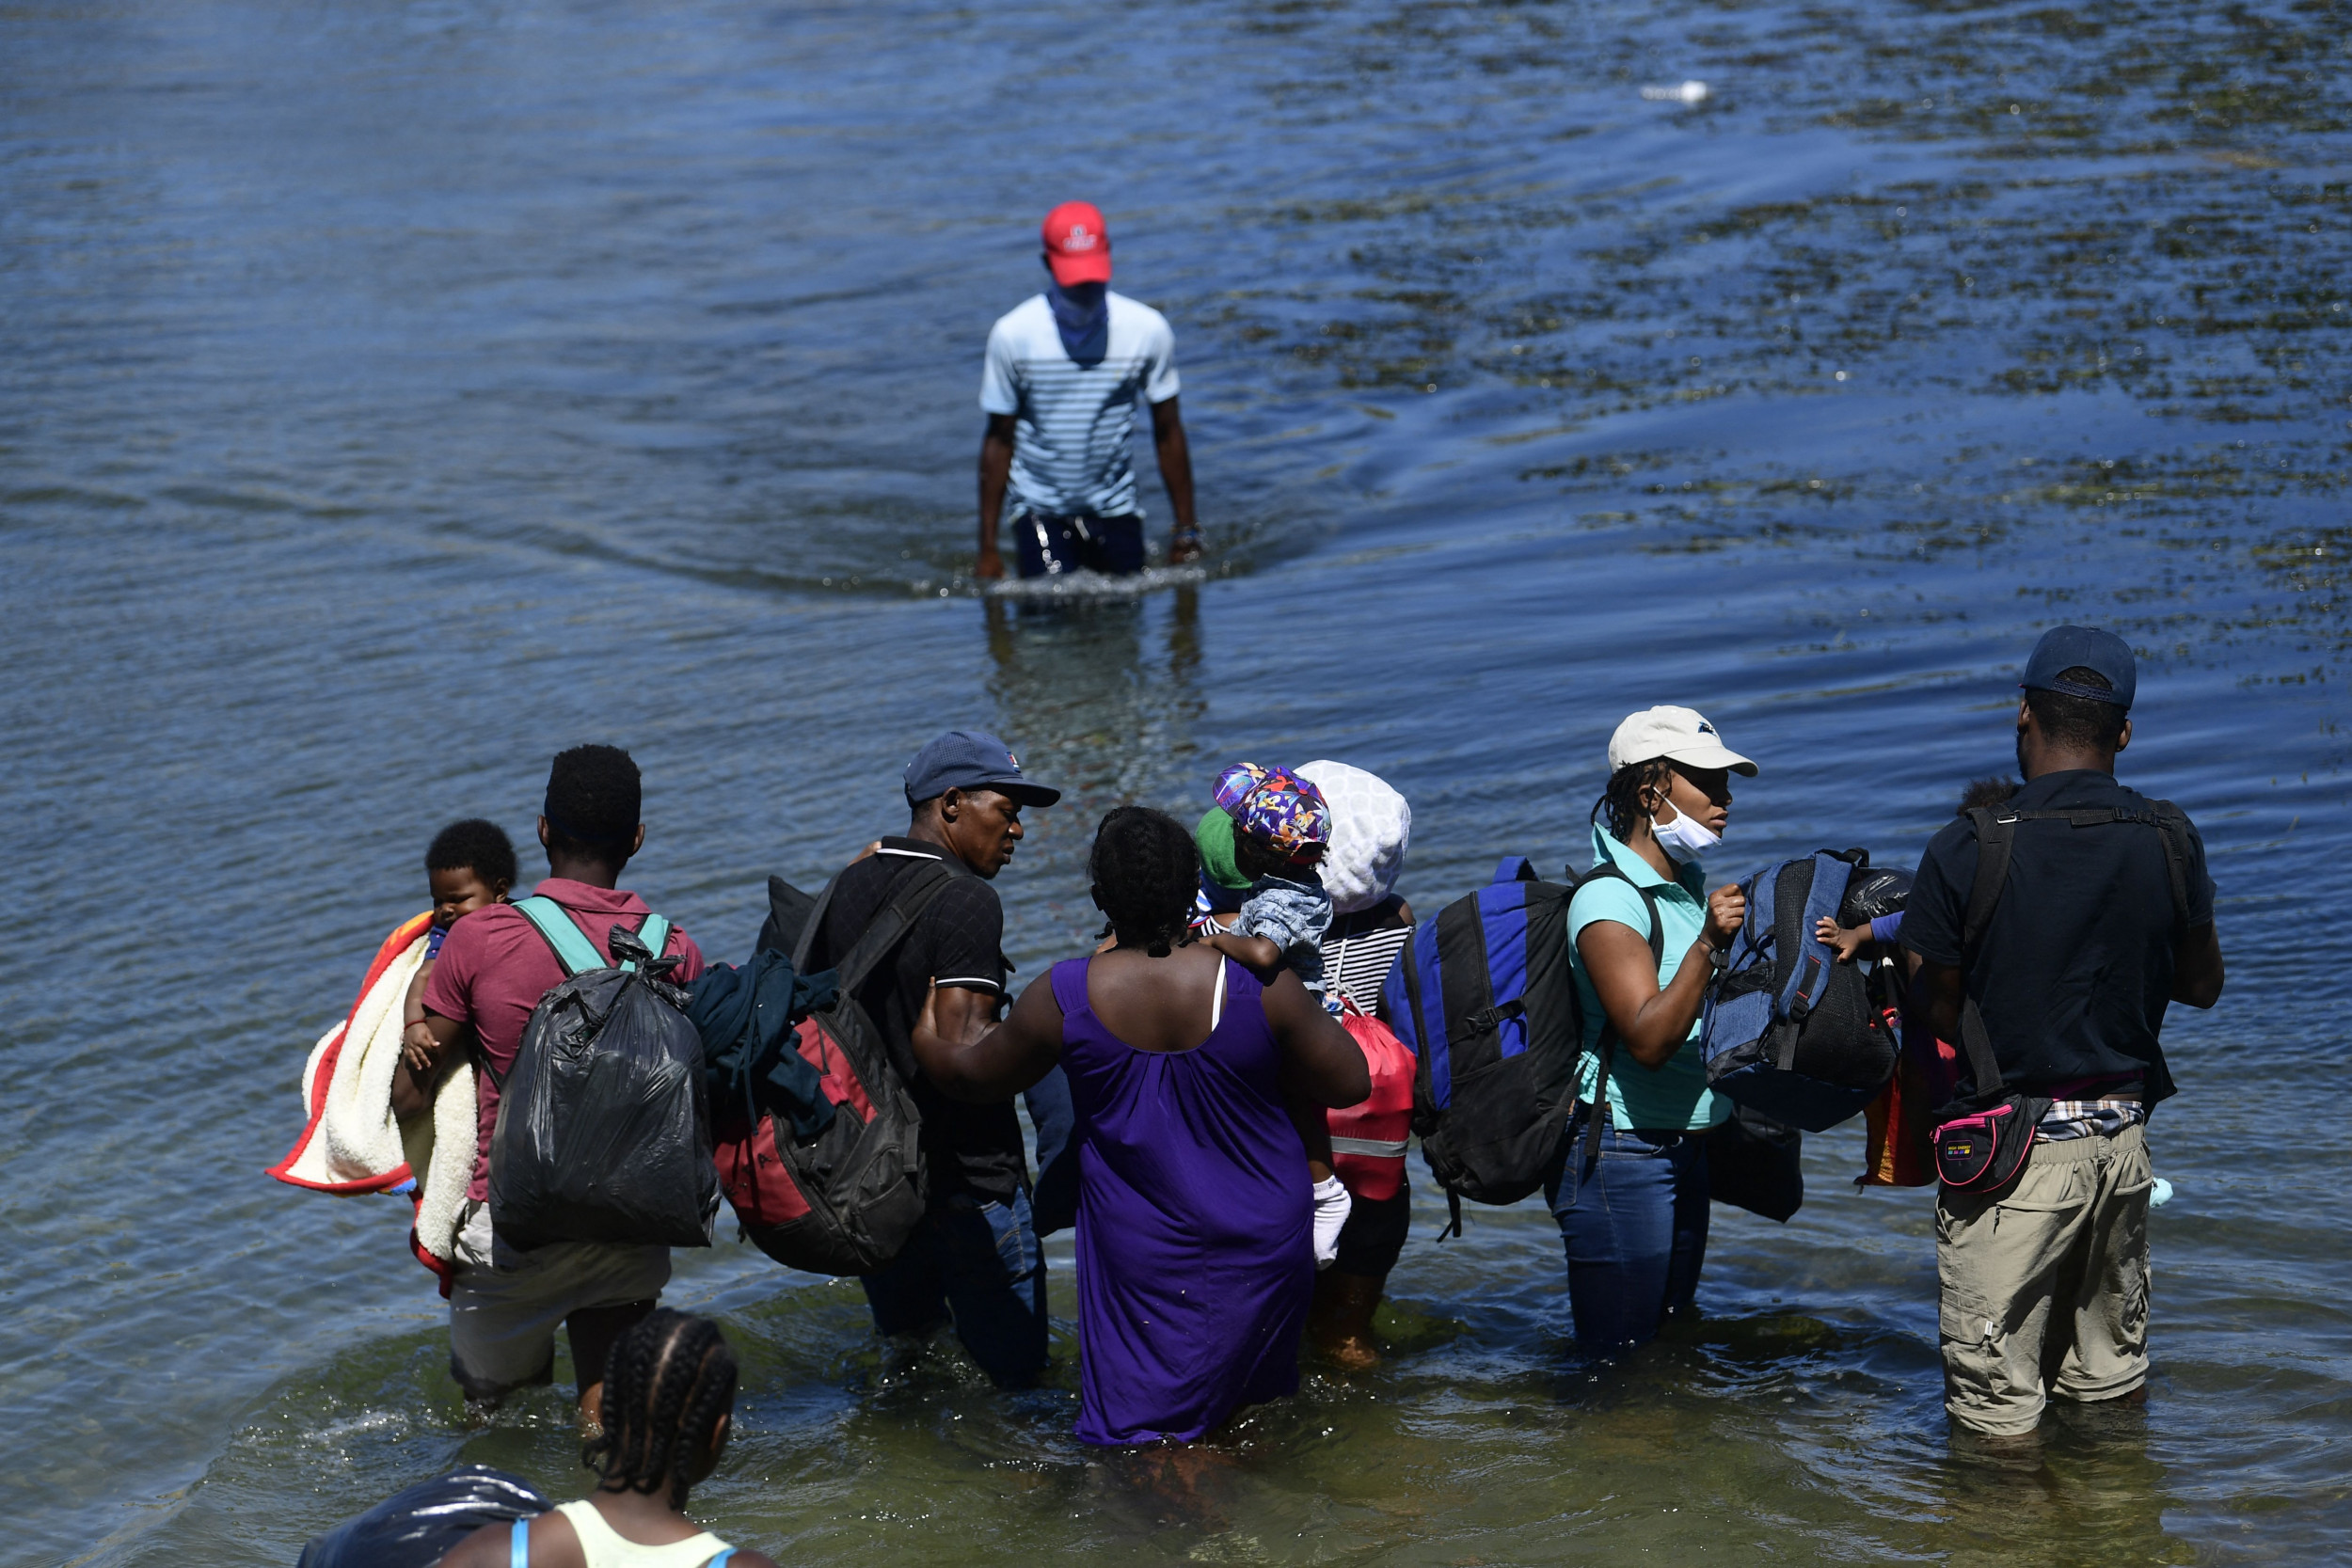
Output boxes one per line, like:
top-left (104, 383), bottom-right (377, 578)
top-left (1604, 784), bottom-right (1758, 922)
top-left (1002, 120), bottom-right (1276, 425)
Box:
top-left (445, 1199), bottom-right (671, 1398)
top-left (1935, 1123), bottom-right (2153, 1437)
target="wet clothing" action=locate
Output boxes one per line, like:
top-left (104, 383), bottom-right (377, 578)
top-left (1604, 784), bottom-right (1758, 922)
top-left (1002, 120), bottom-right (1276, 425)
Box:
top-left (445, 1200), bottom-right (668, 1399)
top-left (1900, 768), bottom-right (2215, 1106)
top-left (1566, 825), bottom-right (1726, 1132)
top-left (860, 1189), bottom-right (1048, 1388)
top-left (798, 840), bottom-right (1021, 1207)
top-left (1544, 1111), bottom-right (1712, 1352)
top-left (981, 290), bottom-right (1179, 519)
top-left (1009, 507), bottom-right (1145, 578)
top-left (422, 879), bottom-right (706, 1203)
top-left (1330, 1189), bottom-right (1411, 1279)
top-left (1937, 1124), bottom-right (2153, 1435)
top-left (1052, 956), bottom-right (1312, 1445)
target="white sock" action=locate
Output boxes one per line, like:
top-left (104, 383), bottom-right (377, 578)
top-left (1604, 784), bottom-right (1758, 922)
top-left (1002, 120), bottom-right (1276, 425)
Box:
top-left (1311, 1175), bottom-right (1353, 1270)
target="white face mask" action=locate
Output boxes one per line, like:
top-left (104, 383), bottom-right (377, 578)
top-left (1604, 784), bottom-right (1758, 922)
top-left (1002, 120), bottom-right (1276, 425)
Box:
top-left (1650, 796), bottom-right (1721, 864)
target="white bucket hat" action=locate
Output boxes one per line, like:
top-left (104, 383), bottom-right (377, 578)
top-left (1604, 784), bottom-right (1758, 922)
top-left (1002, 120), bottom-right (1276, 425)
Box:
top-left (1295, 761), bottom-right (1411, 914)
top-left (1606, 705), bottom-right (1757, 776)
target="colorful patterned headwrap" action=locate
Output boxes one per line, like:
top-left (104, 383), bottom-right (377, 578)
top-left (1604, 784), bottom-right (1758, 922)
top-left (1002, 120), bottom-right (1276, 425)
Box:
top-left (1211, 762), bottom-right (1331, 865)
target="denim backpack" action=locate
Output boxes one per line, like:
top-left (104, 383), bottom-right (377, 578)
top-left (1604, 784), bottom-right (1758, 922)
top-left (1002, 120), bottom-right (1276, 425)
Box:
top-left (1698, 850), bottom-right (1898, 1132)
top-left (1388, 857), bottom-right (1658, 1234)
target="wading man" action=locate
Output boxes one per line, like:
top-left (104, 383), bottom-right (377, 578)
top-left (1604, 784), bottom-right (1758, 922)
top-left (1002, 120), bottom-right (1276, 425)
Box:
top-left (1902, 626), bottom-right (2225, 1445)
top-left (974, 201), bottom-right (1201, 581)
top-left (789, 731), bottom-right (1067, 1386)
top-left (398, 745), bottom-right (707, 1425)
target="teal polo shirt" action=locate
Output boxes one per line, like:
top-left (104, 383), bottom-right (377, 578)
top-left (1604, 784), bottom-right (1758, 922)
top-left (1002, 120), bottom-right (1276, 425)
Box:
top-left (1568, 823), bottom-right (1728, 1132)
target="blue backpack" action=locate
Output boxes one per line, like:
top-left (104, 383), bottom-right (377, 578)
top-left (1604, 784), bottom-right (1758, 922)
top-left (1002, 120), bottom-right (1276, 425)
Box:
top-left (1388, 856), bottom-right (1659, 1232)
top-left (1699, 850), bottom-right (1897, 1132)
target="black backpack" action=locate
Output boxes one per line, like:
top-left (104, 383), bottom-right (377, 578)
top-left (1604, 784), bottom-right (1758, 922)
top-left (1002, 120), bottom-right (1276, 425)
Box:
top-left (1698, 850), bottom-right (1899, 1132)
top-left (703, 862), bottom-right (947, 1275)
top-left (488, 903), bottom-right (720, 1251)
top-left (1387, 857), bottom-right (1659, 1233)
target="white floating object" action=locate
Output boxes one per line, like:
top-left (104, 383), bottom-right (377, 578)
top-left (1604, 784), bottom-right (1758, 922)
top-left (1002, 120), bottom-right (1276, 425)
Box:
top-left (2150, 1177), bottom-right (2173, 1207)
top-left (1641, 81), bottom-right (1709, 105)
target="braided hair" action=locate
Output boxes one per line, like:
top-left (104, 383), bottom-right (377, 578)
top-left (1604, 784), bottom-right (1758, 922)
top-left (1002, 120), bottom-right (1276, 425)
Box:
top-left (1089, 806), bottom-right (1200, 958)
top-left (1592, 759), bottom-right (1674, 843)
top-left (582, 1309), bottom-right (737, 1510)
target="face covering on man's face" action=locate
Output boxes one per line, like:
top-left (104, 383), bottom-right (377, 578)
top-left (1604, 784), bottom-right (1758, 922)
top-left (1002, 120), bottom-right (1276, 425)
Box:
top-left (1650, 796), bottom-right (1722, 864)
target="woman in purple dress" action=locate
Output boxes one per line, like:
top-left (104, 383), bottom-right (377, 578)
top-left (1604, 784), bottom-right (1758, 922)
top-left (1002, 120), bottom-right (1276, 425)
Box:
top-left (914, 807), bottom-right (1368, 1444)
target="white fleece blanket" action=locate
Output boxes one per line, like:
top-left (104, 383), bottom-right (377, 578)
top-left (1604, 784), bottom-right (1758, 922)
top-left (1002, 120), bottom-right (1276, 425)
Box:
top-left (271, 916), bottom-right (476, 1265)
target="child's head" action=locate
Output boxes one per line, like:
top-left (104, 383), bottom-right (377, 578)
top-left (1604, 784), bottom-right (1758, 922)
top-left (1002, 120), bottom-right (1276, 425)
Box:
top-left (584, 1309), bottom-right (739, 1509)
top-left (1211, 763), bottom-right (1330, 881)
top-left (424, 818), bottom-right (516, 928)
top-left (1956, 776), bottom-right (2019, 816)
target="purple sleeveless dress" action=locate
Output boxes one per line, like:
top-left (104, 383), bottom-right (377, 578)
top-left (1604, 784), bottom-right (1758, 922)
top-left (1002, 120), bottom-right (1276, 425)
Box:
top-left (1050, 956), bottom-right (1314, 1446)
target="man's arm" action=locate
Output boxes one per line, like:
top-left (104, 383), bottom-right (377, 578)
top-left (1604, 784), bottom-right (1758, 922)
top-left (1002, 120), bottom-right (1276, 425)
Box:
top-left (391, 1011), bottom-right (469, 1118)
top-left (913, 975), bottom-right (1061, 1101)
top-left (1150, 396), bottom-right (1200, 563)
top-left (2171, 923), bottom-right (2224, 1007)
top-left (977, 413), bottom-right (1017, 579)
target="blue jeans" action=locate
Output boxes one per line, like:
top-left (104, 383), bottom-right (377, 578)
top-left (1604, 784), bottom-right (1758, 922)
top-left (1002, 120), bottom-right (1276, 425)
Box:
top-left (1544, 1112), bottom-right (1711, 1354)
top-left (861, 1189), bottom-right (1048, 1387)
top-left (1024, 1067), bottom-right (1079, 1237)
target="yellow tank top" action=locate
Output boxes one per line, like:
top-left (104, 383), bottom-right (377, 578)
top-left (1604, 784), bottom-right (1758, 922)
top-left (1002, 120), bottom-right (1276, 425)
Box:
top-left (552, 1499), bottom-right (733, 1568)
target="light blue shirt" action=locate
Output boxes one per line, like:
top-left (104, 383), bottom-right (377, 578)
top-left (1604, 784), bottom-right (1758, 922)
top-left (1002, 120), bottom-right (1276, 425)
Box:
top-left (1568, 822), bottom-right (1727, 1132)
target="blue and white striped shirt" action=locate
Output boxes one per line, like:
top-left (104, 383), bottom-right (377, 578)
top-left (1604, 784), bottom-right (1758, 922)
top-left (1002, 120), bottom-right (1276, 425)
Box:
top-left (980, 291), bottom-right (1181, 517)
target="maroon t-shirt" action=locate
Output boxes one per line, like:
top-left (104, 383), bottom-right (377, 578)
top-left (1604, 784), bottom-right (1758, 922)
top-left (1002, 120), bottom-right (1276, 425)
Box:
top-left (422, 878), bottom-right (707, 1200)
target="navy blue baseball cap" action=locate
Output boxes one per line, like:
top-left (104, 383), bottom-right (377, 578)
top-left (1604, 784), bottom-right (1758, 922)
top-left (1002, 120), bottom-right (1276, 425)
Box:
top-left (903, 729), bottom-right (1061, 808)
top-left (2021, 626), bottom-right (2137, 709)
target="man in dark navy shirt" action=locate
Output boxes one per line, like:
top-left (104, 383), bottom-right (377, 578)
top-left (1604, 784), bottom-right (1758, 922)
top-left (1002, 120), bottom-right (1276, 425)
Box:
top-left (1904, 626), bottom-right (2224, 1444)
top-left (792, 731), bottom-right (1069, 1389)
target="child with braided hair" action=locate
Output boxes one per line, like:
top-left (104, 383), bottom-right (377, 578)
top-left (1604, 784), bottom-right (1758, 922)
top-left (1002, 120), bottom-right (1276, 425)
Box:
top-left (437, 1309), bottom-right (776, 1568)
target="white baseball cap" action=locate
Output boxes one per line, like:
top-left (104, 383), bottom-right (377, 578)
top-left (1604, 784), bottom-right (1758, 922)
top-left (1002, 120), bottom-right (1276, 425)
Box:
top-left (1606, 705), bottom-right (1756, 776)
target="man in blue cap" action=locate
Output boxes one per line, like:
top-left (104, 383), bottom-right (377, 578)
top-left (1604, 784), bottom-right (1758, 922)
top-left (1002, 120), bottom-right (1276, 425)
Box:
top-left (792, 731), bottom-right (1069, 1387)
top-left (1901, 627), bottom-right (2226, 1446)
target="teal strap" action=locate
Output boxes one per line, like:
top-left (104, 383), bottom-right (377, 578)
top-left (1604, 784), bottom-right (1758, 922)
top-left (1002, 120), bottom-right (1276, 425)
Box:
top-left (635, 913), bottom-right (672, 972)
top-left (707, 1552), bottom-right (735, 1568)
top-left (513, 896), bottom-right (606, 977)
top-left (510, 1515), bottom-right (531, 1568)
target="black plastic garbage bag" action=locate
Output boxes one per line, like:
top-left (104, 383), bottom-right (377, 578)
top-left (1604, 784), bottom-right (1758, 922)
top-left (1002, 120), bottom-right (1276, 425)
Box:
top-left (296, 1465), bottom-right (550, 1568)
top-left (489, 925), bottom-right (721, 1251)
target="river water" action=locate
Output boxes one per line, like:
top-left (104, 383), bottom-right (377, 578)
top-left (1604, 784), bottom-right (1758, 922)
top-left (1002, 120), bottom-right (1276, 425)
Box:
top-left (4, 1), bottom-right (2347, 1563)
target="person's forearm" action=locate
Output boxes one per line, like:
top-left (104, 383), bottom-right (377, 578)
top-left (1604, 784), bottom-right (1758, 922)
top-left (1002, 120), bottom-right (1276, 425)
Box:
top-left (1155, 422), bottom-right (1198, 536)
top-left (403, 958), bottom-right (435, 1027)
top-left (1619, 942), bottom-right (1714, 1067)
top-left (977, 436), bottom-right (1013, 554)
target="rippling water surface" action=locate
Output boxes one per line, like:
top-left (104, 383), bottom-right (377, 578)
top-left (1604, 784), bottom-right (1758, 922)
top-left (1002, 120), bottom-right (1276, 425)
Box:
top-left (5, 1), bottom-right (2348, 1563)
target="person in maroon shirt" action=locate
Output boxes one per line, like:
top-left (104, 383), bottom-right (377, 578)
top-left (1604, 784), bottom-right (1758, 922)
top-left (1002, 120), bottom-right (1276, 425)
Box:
top-left (396, 745), bottom-right (705, 1426)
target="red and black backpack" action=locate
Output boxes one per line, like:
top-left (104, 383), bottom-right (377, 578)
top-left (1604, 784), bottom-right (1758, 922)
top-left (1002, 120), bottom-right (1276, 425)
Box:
top-left (707, 862), bottom-right (952, 1275)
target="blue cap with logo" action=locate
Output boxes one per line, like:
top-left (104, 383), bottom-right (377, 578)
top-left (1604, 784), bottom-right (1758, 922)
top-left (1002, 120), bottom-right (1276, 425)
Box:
top-left (903, 729), bottom-right (1061, 808)
top-left (2021, 626), bottom-right (2136, 709)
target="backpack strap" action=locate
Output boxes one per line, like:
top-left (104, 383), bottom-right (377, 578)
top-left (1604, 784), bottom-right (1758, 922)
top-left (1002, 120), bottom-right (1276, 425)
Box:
top-left (1771, 853), bottom-right (1856, 1071)
top-left (807, 858), bottom-right (963, 995)
top-left (632, 913), bottom-right (672, 972)
top-left (509, 1517), bottom-right (530, 1568)
top-left (2149, 800), bottom-right (2196, 935)
top-left (512, 896), bottom-right (606, 978)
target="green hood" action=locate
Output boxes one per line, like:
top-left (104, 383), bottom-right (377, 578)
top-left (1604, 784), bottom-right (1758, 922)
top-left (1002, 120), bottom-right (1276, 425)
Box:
top-left (1195, 806), bottom-right (1252, 891)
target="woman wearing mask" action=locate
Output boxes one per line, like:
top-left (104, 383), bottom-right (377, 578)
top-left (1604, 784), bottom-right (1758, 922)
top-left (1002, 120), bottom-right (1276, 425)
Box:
top-left (1556, 706), bottom-right (1751, 1353)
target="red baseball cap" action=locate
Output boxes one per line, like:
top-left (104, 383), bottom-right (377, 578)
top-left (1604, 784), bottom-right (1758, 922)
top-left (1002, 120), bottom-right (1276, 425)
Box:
top-left (1041, 201), bottom-right (1113, 286)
